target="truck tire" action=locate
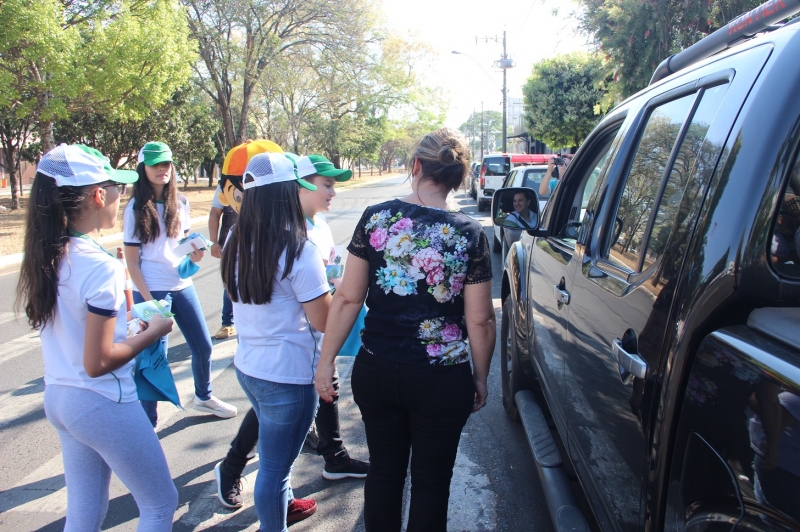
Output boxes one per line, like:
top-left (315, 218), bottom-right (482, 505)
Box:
top-left (471, 183), bottom-right (477, 200)
top-left (501, 297), bottom-right (523, 421)
top-left (478, 198), bottom-right (487, 212)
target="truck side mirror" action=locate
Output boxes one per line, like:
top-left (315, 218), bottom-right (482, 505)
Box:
top-left (492, 187), bottom-right (541, 231)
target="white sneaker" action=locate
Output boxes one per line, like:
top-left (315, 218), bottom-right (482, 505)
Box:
top-left (192, 395), bottom-right (238, 418)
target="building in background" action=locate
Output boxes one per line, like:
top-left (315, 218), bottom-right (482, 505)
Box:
top-left (507, 97), bottom-right (551, 154)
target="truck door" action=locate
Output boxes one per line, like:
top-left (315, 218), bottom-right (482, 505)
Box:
top-left (527, 127), bottom-right (619, 428)
top-left (563, 76), bottom-right (737, 530)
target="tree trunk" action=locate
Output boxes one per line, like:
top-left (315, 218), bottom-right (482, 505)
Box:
top-left (40, 119), bottom-right (55, 156)
top-left (3, 145), bottom-right (20, 210)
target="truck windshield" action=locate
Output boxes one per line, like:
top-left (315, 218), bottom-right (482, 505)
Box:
top-left (484, 156), bottom-right (510, 176)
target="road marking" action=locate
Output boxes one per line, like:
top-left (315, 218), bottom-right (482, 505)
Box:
top-left (0, 339), bottom-right (239, 516)
top-left (0, 331), bottom-right (41, 366)
top-left (0, 311), bottom-right (26, 326)
top-left (401, 446), bottom-right (498, 531)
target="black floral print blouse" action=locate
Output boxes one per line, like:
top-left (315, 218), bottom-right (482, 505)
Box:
top-left (347, 199), bottom-right (492, 366)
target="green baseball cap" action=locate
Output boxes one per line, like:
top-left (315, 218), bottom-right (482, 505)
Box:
top-left (137, 141), bottom-right (173, 166)
top-left (296, 154), bottom-right (353, 182)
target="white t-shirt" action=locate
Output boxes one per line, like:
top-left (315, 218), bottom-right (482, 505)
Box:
top-left (123, 198), bottom-right (192, 292)
top-left (41, 237), bottom-right (136, 402)
top-left (233, 242), bottom-right (329, 385)
top-left (306, 215), bottom-right (335, 264)
top-left (211, 185), bottom-right (224, 209)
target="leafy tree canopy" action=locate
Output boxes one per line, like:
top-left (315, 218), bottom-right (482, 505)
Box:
top-left (521, 52), bottom-right (608, 148)
top-left (576, 0), bottom-right (765, 99)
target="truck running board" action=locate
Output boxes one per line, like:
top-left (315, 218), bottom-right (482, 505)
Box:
top-left (515, 390), bottom-right (590, 532)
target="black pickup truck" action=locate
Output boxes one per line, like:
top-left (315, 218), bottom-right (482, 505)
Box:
top-left (492, 3), bottom-right (800, 530)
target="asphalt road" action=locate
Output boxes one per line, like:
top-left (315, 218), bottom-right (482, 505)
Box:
top-left (0, 175), bottom-right (554, 531)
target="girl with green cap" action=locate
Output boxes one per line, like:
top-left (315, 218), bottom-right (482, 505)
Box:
top-left (123, 141), bottom-right (237, 427)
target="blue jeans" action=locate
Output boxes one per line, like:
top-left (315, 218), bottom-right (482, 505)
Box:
top-left (134, 285), bottom-right (213, 427)
top-left (236, 368), bottom-right (317, 532)
top-left (222, 289), bottom-right (234, 327)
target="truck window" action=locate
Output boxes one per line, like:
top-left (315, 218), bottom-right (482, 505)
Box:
top-left (608, 92), bottom-right (700, 273)
top-left (484, 156), bottom-right (510, 176)
top-left (641, 84), bottom-right (729, 272)
top-left (521, 169), bottom-right (547, 191)
top-left (770, 151), bottom-right (800, 278)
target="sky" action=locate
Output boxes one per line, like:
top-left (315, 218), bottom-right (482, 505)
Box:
top-left (379, 0), bottom-right (595, 129)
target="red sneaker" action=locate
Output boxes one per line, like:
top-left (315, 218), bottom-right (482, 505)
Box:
top-left (287, 497), bottom-right (317, 524)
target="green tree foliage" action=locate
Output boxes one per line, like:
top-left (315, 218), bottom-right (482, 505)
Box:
top-left (184, 0), bottom-right (372, 149)
top-left (0, 0), bottom-right (195, 208)
top-left (577, 0), bottom-right (764, 99)
top-left (521, 52), bottom-right (608, 148)
top-left (458, 110), bottom-right (502, 156)
top-left (54, 86), bottom-right (217, 185)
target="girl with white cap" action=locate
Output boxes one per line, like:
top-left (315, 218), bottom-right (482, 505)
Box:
top-left (221, 151), bottom-right (332, 531)
top-left (123, 141), bottom-right (237, 426)
top-left (16, 144), bottom-right (178, 531)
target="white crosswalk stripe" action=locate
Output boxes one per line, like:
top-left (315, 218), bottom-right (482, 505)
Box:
top-left (0, 339), bottom-right (239, 517)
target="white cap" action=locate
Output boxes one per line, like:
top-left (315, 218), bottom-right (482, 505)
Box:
top-left (242, 152), bottom-right (316, 191)
top-left (294, 156), bottom-right (318, 179)
top-left (37, 144), bottom-right (138, 187)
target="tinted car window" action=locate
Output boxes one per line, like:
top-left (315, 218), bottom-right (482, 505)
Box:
top-left (770, 151), bottom-right (800, 278)
top-left (521, 168), bottom-right (547, 192)
top-left (608, 93), bottom-right (697, 272)
top-left (484, 156), bottom-right (510, 176)
top-left (642, 84), bottom-right (728, 272)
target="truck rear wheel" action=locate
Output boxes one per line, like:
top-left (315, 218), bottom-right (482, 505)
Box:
top-left (477, 198), bottom-right (487, 212)
top-left (501, 297), bottom-right (523, 421)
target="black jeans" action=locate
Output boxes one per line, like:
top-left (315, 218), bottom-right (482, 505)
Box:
top-left (351, 350), bottom-right (475, 532)
top-left (222, 371), bottom-right (348, 477)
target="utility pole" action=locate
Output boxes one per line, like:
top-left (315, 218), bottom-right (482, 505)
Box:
top-left (476, 32), bottom-right (515, 153)
top-left (481, 101), bottom-right (485, 160)
top-left (472, 108), bottom-right (476, 159)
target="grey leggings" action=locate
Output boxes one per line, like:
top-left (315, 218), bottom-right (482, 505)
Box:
top-left (44, 385), bottom-right (178, 531)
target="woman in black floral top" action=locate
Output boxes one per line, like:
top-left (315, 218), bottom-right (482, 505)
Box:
top-left (315, 128), bottom-right (496, 531)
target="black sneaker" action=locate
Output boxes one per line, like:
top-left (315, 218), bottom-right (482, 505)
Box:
top-left (214, 461), bottom-right (243, 508)
top-left (322, 458), bottom-right (370, 480)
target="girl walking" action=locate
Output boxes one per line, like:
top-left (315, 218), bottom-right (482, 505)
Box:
top-left (16, 144), bottom-right (179, 531)
top-left (221, 152), bottom-right (332, 531)
top-left (123, 141), bottom-right (236, 426)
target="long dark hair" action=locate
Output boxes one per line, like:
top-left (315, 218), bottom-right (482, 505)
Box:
top-left (16, 172), bottom-right (94, 329)
top-left (221, 181), bottom-right (307, 305)
top-left (130, 162), bottom-right (182, 243)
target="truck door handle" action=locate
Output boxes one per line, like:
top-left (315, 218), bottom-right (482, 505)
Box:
top-left (553, 285), bottom-right (570, 305)
top-left (612, 339), bottom-right (647, 379)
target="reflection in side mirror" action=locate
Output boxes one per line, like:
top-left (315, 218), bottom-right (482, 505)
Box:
top-left (492, 187), bottom-right (541, 231)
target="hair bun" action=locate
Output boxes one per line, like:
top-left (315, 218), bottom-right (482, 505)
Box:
top-left (438, 138), bottom-right (466, 166)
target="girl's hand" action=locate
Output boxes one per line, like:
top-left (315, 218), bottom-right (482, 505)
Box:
top-left (189, 242), bottom-right (205, 263)
top-left (315, 361), bottom-right (338, 403)
top-left (148, 314), bottom-right (174, 337)
top-left (210, 242), bottom-right (222, 259)
top-left (472, 377), bottom-right (488, 413)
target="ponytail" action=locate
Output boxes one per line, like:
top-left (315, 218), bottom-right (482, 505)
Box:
top-left (16, 172), bottom-right (90, 329)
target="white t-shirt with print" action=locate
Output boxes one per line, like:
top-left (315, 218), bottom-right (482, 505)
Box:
top-left (233, 242), bottom-right (329, 385)
top-left (41, 237), bottom-right (136, 402)
top-left (306, 215), bottom-right (335, 264)
top-left (123, 198), bottom-right (192, 292)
